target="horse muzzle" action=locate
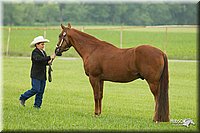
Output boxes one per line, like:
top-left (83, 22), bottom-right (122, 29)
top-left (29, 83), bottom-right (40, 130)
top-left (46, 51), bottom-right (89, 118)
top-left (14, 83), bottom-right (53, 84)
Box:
top-left (55, 46), bottom-right (70, 56)
top-left (55, 48), bottom-right (62, 56)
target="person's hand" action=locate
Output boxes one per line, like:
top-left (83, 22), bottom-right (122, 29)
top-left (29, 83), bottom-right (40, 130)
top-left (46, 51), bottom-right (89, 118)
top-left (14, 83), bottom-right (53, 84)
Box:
top-left (51, 53), bottom-right (56, 60)
top-left (48, 59), bottom-right (53, 65)
top-left (48, 53), bottom-right (56, 64)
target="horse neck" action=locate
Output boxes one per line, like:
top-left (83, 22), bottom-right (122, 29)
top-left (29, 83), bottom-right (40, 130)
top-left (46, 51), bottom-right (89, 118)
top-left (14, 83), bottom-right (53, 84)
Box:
top-left (69, 29), bottom-right (100, 60)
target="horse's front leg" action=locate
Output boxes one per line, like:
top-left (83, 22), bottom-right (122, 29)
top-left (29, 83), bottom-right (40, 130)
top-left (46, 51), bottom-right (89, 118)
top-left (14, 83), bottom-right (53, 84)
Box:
top-left (89, 76), bottom-right (104, 116)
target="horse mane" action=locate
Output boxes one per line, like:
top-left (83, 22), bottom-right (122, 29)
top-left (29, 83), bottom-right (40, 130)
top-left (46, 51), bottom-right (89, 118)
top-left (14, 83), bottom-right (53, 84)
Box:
top-left (70, 28), bottom-right (118, 48)
top-left (72, 29), bottom-right (99, 41)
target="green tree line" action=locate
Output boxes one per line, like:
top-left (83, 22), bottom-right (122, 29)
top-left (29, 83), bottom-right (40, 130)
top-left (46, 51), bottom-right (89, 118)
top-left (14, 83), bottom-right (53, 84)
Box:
top-left (3, 2), bottom-right (197, 26)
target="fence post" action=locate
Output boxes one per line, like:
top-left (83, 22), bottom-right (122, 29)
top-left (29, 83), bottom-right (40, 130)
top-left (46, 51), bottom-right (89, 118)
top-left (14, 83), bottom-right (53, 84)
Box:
top-left (120, 26), bottom-right (123, 48)
top-left (81, 26), bottom-right (84, 32)
top-left (6, 27), bottom-right (11, 56)
top-left (43, 28), bottom-right (47, 38)
top-left (43, 28), bottom-right (47, 51)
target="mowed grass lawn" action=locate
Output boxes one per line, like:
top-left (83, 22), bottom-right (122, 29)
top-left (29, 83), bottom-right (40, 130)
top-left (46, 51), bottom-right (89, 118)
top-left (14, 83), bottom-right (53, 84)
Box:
top-left (3, 57), bottom-right (198, 131)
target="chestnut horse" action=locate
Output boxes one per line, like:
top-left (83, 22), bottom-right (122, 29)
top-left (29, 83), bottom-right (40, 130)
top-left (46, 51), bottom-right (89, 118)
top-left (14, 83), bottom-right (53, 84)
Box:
top-left (55, 23), bottom-right (169, 122)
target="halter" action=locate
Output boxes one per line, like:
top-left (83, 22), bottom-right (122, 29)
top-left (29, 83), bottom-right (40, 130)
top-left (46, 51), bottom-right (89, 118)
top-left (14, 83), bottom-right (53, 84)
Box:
top-left (58, 32), bottom-right (67, 47)
top-left (56, 31), bottom-right (71, 52)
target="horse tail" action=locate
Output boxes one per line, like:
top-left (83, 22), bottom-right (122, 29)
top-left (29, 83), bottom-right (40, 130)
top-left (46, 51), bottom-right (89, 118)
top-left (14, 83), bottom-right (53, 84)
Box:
top-left (157, 53), bottom-right (169, 122)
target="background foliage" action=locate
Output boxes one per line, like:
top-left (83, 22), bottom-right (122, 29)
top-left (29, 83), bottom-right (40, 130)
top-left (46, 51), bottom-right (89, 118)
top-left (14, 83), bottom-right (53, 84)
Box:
top-left (3, 2), bottom-right (197, 26)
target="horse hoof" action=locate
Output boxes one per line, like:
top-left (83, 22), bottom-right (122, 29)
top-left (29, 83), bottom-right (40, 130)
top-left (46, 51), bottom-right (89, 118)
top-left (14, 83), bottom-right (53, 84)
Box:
top-left (153, 119), bottom-right (159, 123)
top-left (94, 112), bottom-right (101, 116)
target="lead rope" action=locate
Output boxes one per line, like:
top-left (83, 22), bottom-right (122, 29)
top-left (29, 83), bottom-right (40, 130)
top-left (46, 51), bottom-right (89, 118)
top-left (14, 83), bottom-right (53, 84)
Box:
top-left (48, 59), bottom-right (54, 82)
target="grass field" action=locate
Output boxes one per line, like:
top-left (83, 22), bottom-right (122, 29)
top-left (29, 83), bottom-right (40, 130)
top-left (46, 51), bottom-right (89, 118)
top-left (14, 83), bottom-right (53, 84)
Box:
top-left (2, 57), bottom-right (198, 131)
top-left (2, 26), bottom-right (197, 60)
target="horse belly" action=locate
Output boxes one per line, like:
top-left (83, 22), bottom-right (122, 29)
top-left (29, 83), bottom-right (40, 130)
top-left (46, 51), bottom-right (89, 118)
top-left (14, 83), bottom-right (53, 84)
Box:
top-left (102, 64), bottom-right (139, 83)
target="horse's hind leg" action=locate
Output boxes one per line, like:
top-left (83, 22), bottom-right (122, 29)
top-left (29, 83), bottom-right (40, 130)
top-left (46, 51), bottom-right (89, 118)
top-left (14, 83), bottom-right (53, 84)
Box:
top-left (99, 80), bottom-right (104, 114)
top-left (89, 76), bottom-right (104, 116)
top-left (147, 81), bottom-right (159, 122)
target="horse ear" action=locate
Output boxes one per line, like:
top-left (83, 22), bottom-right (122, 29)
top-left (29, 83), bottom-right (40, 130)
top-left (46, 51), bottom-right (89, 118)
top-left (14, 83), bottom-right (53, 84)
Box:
top-left (68, 23), bottom-right (71, 29)
top-left (61, 24), bottom-right (65, 29)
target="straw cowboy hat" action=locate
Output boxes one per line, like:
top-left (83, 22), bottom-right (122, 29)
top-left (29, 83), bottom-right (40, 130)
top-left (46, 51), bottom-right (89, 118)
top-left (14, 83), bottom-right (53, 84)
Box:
top-left (30, 36), bottom-right (50, 47)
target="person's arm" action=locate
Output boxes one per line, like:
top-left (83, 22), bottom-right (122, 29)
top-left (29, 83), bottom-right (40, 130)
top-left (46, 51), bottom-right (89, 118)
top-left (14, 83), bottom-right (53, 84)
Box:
top-left (32, 51), bottom-right (51, 63)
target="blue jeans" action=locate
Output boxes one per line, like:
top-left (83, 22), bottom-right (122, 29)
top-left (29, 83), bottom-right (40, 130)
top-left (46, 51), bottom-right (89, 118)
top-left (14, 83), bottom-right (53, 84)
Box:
top-left (19, 78), bottom-right (46, 108)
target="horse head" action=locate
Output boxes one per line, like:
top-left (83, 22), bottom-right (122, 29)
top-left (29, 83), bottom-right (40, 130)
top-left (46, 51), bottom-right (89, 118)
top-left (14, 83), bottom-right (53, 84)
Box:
top-left (55, 23), bottom-right (72, 56)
